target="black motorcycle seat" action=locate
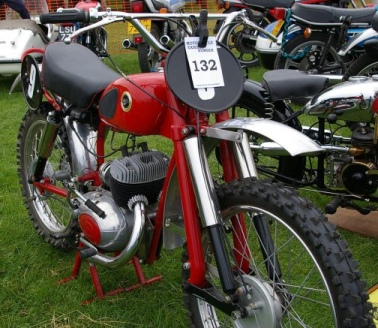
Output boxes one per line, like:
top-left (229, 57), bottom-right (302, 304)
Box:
top-left (291, 3), bottom-right (376, 25)
top-left (242, 0), bottom-right (294, 9)
top-left (261, 69), bottom-right (329, 101)
top-left (43, 42), bottom-right (121, 109)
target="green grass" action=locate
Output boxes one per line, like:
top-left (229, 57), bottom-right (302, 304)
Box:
top-left (0, 51), bottom-right (377, 327)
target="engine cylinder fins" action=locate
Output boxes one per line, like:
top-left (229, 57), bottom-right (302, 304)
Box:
top-left (109, 151), bottom-right (170, 208)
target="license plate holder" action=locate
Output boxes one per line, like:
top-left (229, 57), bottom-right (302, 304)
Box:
top-left (128, 20), bottom-right (151, 34)
top-left (58, 25), bottom-right (77, 41)
top-left (271, 19), bottom-right (284, 37)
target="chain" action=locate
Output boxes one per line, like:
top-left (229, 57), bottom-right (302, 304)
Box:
top-left (279, 10), bottom-right (311, 60)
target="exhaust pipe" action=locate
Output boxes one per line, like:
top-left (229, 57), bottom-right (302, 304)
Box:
top-left (160, 35), bottom-right (175, 49)
top-left (122, 38), bottom-right (137, 49)
top-left (79, 200), bottom-right (146, 269)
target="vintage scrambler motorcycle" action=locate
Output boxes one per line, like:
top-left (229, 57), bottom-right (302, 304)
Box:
top-left (17, 8), bottom-right (374, 327)
top-left (230, 65), bottom-right (378, 216)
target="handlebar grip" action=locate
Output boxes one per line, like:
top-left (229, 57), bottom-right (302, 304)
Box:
top-left (40, 10), bottom-right (90, 24)
top-left (198, 9), bottom-right (208, 26)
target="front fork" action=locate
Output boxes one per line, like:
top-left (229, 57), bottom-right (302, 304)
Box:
top-left (183, 136), bottom-right (238, 295)
top-left (182, 130), bottom-right (281, 299)
top-left (182, 131), bottom-right (267, 295)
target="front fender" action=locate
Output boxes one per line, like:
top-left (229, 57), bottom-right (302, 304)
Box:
top-left (212, 117), bottom-right (324, 156)
top-left (161, 117), bottom-right (323, 250)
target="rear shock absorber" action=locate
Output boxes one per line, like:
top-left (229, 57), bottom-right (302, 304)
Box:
top-left (32, 111), bottom-right (62, 182)
top-left (262, 90), bottom-right (274, 120)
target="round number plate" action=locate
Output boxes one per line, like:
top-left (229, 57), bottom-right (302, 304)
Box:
top-left (164, 40), bottom-right (244, 114)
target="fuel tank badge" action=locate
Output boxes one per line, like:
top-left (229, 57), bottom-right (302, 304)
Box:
top-left (121, 92), bottom-right (132, 112)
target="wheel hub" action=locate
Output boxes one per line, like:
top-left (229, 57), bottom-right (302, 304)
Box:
top-left (235, 29), bottom-right (256, 54)
top-left (233, 275), bottom-right (283, 327)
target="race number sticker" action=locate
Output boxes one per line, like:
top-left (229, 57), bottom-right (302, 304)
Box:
top-left (21, 55), bottom-right (42, 110)
top-left (184, 36), bottom-right (225, 90)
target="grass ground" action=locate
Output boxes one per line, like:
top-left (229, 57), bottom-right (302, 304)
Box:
top-left (0, 49), bottom-right (377, 327)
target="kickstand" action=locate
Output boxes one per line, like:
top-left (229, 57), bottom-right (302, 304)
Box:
top-left (58, 252), bottom-right (163, 305)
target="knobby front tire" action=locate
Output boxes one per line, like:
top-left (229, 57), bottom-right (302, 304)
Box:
top-left (182, 179), bottom-right (373, 327)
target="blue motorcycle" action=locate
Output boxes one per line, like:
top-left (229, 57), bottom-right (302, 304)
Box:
top-left (255, 2), bottom-right (378, 75)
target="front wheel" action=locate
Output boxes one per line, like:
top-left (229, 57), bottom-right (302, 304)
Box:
top-left (222, 21), bottom-right (260, 67)
top-left (343, 52), bottom-right (378, 81)
top-left (183, 179), bottom-right (373, 327)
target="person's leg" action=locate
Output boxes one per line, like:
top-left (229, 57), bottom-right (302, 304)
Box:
top-left (4, 0), bottom-right (30, 18)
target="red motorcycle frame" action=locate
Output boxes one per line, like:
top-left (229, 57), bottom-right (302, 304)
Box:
top-left (17, 10), bottom-right (373, 327)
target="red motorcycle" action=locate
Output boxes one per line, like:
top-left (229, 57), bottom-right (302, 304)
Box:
top-left (18, 9), bottom-right (374, 327)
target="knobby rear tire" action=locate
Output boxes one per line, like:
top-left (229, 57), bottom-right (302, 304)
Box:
top-left (17, 107), bottom-right (75, 249)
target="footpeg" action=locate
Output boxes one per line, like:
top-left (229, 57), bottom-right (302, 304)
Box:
top-left (80, 247), bottom-right (98, 260)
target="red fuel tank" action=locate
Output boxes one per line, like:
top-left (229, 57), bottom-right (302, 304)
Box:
top-left (99, 73), bottom-right (174, 137)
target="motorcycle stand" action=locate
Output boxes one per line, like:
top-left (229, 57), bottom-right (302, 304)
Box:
top-left (58, 251), bottom-right (163, 305)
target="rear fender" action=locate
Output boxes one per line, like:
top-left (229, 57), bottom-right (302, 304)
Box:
top-left (339, 28), bottom-right (378, 56)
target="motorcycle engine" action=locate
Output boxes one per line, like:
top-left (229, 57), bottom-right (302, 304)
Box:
top-left (78, 151), bottom-right (169, 252)
top-left (333, 126), bottom-right (378, 196)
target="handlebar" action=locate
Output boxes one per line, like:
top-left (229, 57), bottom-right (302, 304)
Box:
top-left (40, 9), bottom-right (90, 24)
top-left (59, 8), bottom-right (280, 55)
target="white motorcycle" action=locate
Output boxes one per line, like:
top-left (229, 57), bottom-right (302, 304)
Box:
top-left (0, 0), bottom-right (57, 87)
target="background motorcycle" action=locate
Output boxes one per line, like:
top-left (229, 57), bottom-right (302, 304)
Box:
top-left (214, 0), bottom-right (352, 68)
top-left (343, 12), bottom-right (378, 79)
top-left (232, 66), bottom-right (378, 215)
top-left (40, 1), bottom-right (108, 58)
top-left (17, 8), bottom-right (373, 327)
top-left (273, 3), bottom-right (378, 75)
top-left (5, 0), bottom-right (107, 94)
top-left (0, 0), bottom-right (56, 78)
top-left (128, 0), bottom-right (188, 72)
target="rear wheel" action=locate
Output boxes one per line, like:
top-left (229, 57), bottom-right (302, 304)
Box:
top-left (183, 179), bottom-right (373, 327)
top-left (17, 107), bottom-right (76, 249)
top-left (274, 32), bottom-right (344, 75)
